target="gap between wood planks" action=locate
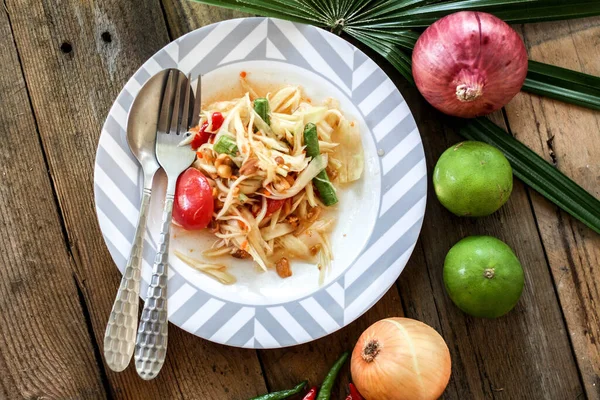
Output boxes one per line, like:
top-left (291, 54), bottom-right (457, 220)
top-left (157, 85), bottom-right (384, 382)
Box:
top-left (1, 1), bottom-right (114, 397)
top-left (74, 273), bottom-right (115, 399)
top-left (499, 105), bottom-right (589, 395)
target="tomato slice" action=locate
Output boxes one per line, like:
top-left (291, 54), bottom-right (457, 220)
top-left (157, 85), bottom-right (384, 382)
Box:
top-left (266, 198), bottom-right (285, 216)
top-left (210, 112), bottom-right (224, 131)
top-left (190, 123), bottom-right (210, 150)
top-left (173, 168), bottom-right (214, 230)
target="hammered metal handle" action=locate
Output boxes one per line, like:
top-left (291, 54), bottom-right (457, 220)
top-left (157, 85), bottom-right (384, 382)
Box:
top-left (134, 193), bottom-right (174, 380)
top-left (104, 188), bottom-right (151, 372)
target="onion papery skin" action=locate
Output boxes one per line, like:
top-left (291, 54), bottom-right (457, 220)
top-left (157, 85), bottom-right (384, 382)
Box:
top-left (412, 11), bottom-right (528, 118)
top-left (351, 318), bottom-right (451, 400)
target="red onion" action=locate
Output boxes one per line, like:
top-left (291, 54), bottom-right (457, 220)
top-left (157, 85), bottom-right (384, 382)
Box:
top-left (412, 12), bottom-right (528, 118)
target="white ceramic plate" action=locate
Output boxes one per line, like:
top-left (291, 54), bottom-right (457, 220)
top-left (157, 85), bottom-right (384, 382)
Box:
top-left (94, 17), bottom-right (427, 348)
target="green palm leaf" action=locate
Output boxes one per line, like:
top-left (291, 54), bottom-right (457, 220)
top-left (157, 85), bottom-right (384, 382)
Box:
top-left (524, 61), bottom-right (600, 111)
top-left (461, 118), bottom-right (600, 233)
top-left (345, 29), bottom-right (415, 83)
top-left (351, 0), bottom-right (600, 28)
top-left (190, 0), bottom-right (600, 232)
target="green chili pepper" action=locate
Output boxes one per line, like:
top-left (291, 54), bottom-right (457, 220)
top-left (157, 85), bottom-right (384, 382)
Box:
top-left (254, 97), bottom-right (271, 126)
top-left (303, 123), bottom-right (338, 206)
top-left (213, 135), bottom-right (238, 156)
top-left (249, 380), bottom-right (308, 400)
top-left (316, 351), bottom-right (349, 400)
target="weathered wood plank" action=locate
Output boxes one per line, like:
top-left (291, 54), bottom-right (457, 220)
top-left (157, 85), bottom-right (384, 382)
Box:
top-left (506, 17), bottom-right (600, 399)
top-left (0, 6), bottom-right (105, 399)
top-left (4, 0), bottom-right (266, 398)
top-left (162, 0), bottom-right (249, 39)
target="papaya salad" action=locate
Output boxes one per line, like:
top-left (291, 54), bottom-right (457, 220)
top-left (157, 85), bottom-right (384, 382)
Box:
top-left (172, 75), bottom-right (364, 285)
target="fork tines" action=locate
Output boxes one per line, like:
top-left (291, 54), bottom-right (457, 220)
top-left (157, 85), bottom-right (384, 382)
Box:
top-left (158, 70), bottom-right (195, 136)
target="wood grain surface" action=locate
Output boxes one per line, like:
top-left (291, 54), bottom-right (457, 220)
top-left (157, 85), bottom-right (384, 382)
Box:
top-left (0, 5), bottom-right (105, 398)
top-left (506, 18), bottom-right (600, 399)
top-left (0, 1), bottom-right (598, 399)
top-left (3, 1), bottom-right (265, 399)
top-left (392, 79), bottom-right (584, 397)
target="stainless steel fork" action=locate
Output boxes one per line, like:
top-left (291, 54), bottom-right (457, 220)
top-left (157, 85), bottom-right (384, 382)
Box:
top-left (134, 70), bottom-right (197, 380)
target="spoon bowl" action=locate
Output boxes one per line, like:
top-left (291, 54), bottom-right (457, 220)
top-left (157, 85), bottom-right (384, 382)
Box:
top-left (126, 70), bottom-right (168, 177)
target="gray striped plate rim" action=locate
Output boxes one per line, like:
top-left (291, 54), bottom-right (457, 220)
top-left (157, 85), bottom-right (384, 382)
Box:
top-left (94, 17), bottom-right (427, 348)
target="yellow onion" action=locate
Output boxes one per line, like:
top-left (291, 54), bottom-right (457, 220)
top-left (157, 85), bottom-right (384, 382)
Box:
top-left (351, 318), bottom-right (451, 400)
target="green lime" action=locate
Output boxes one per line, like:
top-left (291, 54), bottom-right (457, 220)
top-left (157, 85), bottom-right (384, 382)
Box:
top-left (443, 236), bottom-right (524, 318)
top-left (433, 141), bottom-right (513, 217)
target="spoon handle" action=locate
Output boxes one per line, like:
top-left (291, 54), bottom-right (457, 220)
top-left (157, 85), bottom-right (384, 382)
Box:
top-left (134, 189), bottom-right (174, 380)
top-left (103, 187), bottom-right (151, 372)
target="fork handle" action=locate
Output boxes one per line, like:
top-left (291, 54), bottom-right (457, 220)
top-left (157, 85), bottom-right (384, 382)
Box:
top-left (134, 190), bottom-right (174, 380)
top-left (103, 187), bottom-right (151, 372)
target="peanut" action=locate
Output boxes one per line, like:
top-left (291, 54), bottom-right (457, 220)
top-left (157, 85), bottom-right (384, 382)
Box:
top-left (232, 249), bottom-right (251, 259)
top-left (239, 158), bottom-right (259, 176)
top-left (215, 153), bottom-right (232, 168)
top-left (274, 176), bottom-right (291, 192)
top-left (284, 174), bottom-right (295, 186)
top-left (217, 164), bottom-right (232, 179)
top-left (276, 257), bottom-right (292, 278)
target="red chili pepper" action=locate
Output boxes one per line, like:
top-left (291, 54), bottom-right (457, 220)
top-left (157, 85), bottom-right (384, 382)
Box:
top-left (190, 123), bottom-right (210, 150)
top-left (211, 112), bottom-right (224, 131)
top-left (349, 383), bottom-right (364, 400)
top-left (302, 386), bottom-right (318, 400)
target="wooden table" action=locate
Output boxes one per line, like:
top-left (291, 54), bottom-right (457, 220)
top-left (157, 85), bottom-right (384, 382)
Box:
top-left (1, 1), bottom-right (598, 398)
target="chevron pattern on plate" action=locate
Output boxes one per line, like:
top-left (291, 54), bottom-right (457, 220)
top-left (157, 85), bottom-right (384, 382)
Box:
top-left (94, 17), bottom-right (426, 348)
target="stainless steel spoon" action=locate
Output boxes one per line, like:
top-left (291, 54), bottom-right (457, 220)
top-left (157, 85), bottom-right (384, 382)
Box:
top-left (103, 70), bottom-right (168, 372)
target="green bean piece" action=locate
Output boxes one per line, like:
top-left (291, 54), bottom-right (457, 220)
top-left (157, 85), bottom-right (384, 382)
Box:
top-left (316, 351), bottom-right (349, 400)
top-left (303, 123), bottom-right (338, 206)
top-left (249, 380), bottom-right (308, 400)
top-left (213, 135), bottom-right (238, 156)
top-left (254, 97), bottom-right (271, 126)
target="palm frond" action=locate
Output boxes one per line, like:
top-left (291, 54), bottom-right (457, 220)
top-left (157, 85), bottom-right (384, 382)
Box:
top-left (346, 29), bottom-right (414, 84)
top-left (351, 0), bottom-right (600, 28)
top-left (346, 0), bottom-right (437, 24)
top-left (461, 118), bottom-right (600, 234)
top-left (345, 0), bottom-right (388, 21)
top-left (345, 27), bottom-right (419, 50)
top-left (524, 61), bottom-right (600, 111)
